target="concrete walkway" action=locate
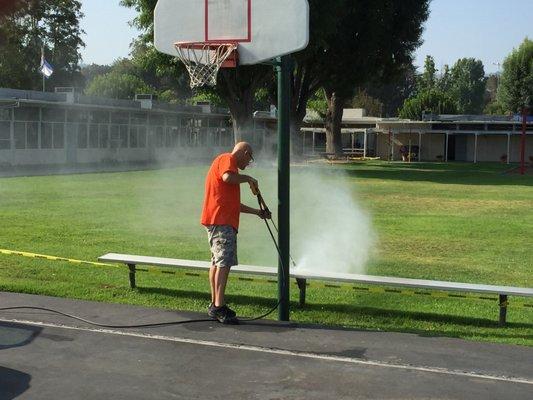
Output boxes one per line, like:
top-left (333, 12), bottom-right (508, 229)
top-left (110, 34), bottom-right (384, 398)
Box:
top-left (0, 292), bottom-right (532, 399)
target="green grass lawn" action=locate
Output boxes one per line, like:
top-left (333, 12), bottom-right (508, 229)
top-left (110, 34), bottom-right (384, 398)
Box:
top-left (0, 160), bottom-right (531, 345)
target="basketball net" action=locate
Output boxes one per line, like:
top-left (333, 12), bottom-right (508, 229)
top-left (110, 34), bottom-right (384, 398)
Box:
top-left (174, 42), bottom-right (237, 89)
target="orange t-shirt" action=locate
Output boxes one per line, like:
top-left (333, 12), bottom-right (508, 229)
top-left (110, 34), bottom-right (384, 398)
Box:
top-left (200, 153), bottom-right (241, 230)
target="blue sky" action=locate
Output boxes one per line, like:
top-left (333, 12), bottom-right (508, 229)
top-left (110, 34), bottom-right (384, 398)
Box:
top-left (80, 0), bottom-right (532, 75)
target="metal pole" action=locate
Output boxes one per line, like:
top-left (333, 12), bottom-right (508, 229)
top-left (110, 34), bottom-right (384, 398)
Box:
top-left (445, 133), bottom-right (449, 162)
top-left (363, 130), bottom-right (367, 158)
top-left (507, 133), bottom-right (510, 164)
top-left (41, 46), bottom-right (45, 92)
top-left (276, 55), bottom-right (291, 321)
top-left (520, 108), bottom-right (526, 175)
top-left (418, 131), bottom-right (422, 161)
top-left (474, 133), bottom-right (478, 163)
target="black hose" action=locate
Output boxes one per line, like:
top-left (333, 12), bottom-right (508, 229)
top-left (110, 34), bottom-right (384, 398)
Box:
top-left (0, 306), bottom-right (213, 328)
top-left (0, 191), bottom-right (290, 327)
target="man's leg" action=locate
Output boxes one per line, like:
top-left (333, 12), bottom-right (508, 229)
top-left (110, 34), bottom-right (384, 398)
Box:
top-left (209, 264), bottom-right (216, 304)
top-left (214, 266), bottom-right (230, 307)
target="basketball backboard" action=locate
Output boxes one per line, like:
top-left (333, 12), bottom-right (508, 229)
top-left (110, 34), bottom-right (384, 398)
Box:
top-left (154, 0), bottom-right (309, 66)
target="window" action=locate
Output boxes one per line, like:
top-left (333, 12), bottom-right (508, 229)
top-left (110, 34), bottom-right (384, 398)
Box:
top-left (150, 114), bottom-right (165, 126)
top-left (155, 126), bottom-right (164, 147)
top-left (67, 109), bottom-right (88, 124)
top-left (91, 110), bottom-right (109, 124)
top-left (78, 124), bottom-right (87, 148)
top-left (110, 125), bottom-right (128, 148)
top-left (53, 124), bottom-right (64, 149)
top-left (111, 112), bottom-right (129, 124)
top-left (41, 123), bottom-right (53, 148)
top-left (0, 109), bottom-right (11, 121)
top-left (138, 126), bottom-right (146, 148)
top-left (14, 122), bottom-right (26, 149)
top-left (129, 126), bottom-right (138, 148)
top-left (14, 106), bottom-right (39, 122)
top-left (166, 115), bottom-right (179, 126)
top-left (89, 124), bottom-right (99, 148)
top-left (198, 127), bottom-right (208, 146)
top-left (42, 108), bottom-right (65, 123)
top-left (0, 121), bottom-right (10, 149)
top-left (131, 112), bottom-right (147, 125)
top-left (165, 127), bottom-right (173, 147)
top-left (120, 125), bottom-right (128, 148)
top-left (27, 122), bottom-right (38, 149)
top-left (99, 124), bottom-right (108, 148)
top-left (110, 125), bottom-right (120, 149)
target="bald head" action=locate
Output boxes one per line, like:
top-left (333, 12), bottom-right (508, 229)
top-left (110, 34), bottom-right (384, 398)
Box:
top-left (232, 141), bottom-right (252, 154)
top-left (231, 141), bottom-right (254, 170)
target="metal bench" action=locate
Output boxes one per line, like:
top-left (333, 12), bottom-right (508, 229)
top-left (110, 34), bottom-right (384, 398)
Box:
top-left (99, 253), bottom-right (533, 325)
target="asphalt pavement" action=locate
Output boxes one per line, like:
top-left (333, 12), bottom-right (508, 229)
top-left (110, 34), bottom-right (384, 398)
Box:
top-left (0, 291), bottom-right (532, 399)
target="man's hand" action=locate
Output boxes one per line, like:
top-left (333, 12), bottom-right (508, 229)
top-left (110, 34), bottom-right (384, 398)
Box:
top-left (258, 209), bottom-right (272, 219)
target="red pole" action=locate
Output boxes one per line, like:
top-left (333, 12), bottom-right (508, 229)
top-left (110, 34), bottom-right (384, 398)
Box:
top-left (520, 108), bottom-right (526, 175)
top-left (388, 128), bottom-right (391, 161)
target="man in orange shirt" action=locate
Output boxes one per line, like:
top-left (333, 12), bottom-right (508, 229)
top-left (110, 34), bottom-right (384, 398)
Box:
top-left (201, 141), bottom-right (271, 324)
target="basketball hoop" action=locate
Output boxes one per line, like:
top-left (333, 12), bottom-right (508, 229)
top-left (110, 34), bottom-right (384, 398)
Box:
top-left (174, 42), bottom-right (238, 89)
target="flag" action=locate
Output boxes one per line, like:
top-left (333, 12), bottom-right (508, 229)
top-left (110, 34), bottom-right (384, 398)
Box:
top-left (40, 49), bottom-right (54, 78)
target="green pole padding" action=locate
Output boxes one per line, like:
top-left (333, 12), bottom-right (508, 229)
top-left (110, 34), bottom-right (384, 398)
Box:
top-left (276, 55), bottom-right (291, 321)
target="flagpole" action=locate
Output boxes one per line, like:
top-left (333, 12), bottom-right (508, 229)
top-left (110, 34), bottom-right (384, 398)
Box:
top-left (41, 46), bottom-right (45, 92)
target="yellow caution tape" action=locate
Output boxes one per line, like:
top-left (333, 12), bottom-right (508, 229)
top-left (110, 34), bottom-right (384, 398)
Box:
top-left (1, 248), bottom-right (532, 309)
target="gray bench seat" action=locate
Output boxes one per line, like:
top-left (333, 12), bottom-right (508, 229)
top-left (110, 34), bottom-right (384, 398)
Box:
top-left (98, 253), bottom-right (533, 325)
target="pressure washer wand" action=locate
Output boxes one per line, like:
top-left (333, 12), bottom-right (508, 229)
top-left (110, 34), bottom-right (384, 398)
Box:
top-left (249, 182), bottom-right (297, 268)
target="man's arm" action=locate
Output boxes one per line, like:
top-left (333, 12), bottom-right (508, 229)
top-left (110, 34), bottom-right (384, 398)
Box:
top-left (222, 171), bottom-right (256, 186)
top-left (240, 203), bottom-right (271, 219)
top-left (240, 204), bottom-right (260, 215)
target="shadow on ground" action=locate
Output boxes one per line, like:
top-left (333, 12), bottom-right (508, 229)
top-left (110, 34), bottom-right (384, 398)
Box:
top-left (0, 366), bottom-right (31, 400)
top-left (0, 321), bottom-right (42, 350)
top-left (0, 322), bottom-right (38, 399)
top-left (338, 162), bottom-right (533, 186)
top-left (135, 286), bottom-right (532, 341)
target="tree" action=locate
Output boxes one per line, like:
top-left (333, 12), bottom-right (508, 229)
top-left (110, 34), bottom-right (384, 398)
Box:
top-left (363, 63), bottom-right (418, 117)
top-left (448, 58), bottom-right (486, 114)
top-left (351, 89), bottom-right (383, 117)
top-left (437, 64), bottom-right (452, 93)
top-left (85, 72), bottom-right (154, 99)
top-left (483, 100), bottom-right (506, 115)
top-left (418, 55), bottom-right (437, 92)
top-left (398, 88), bottom-right (456, 119)
top-left (318, 0), bottom-right (429, 154)
top-left (81, 63), bottom-right (113, 86)
top-left (306, 89), bottom-right (328, 119)
top-left (484, 74), bottom-right (499, 104)
top-left (0, 0), bottom-right (85, 90)
top-left (121, 0), bottom-right (271, 142)
top-left (497, 37), bottom-right (533, 113)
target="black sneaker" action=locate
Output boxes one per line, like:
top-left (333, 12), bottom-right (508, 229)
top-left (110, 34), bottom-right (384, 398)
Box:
top-left (214, 304), bottom-right (239, 324)
top-left (207, 302), bottom-right (217, 319)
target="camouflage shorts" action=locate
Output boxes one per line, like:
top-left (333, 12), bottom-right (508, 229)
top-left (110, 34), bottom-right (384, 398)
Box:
top-left (205, 225), bottom-right (238, 268)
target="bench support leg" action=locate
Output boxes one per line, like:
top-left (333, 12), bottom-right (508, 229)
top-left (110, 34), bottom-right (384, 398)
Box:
top-left (296, 278), bottom-right (306, 307)
top-left (127, 263), bottom-right (136, 289)
top-left (499, 294), bottom-right (507, 326)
